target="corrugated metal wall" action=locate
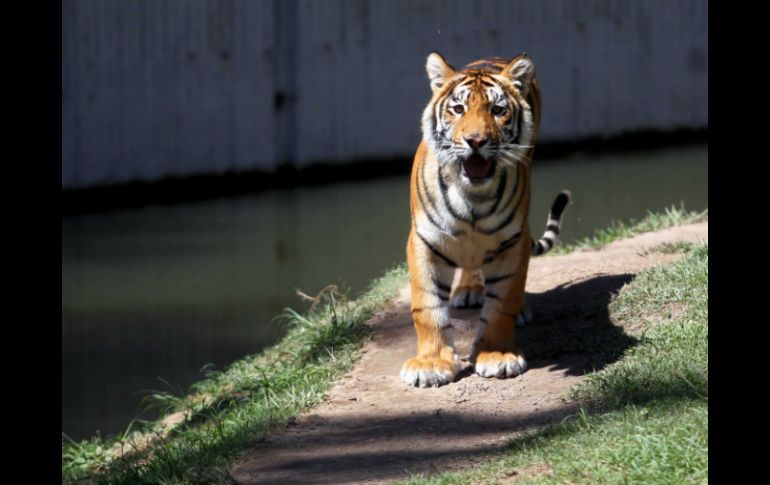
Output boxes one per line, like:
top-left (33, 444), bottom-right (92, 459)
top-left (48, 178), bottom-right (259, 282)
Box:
top-left (62, 0), bottom-right (708, 189)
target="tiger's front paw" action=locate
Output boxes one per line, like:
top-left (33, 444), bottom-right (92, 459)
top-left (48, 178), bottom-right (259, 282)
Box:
top-left (450, 284), bottom-right (485, 308)
top-left (474, 351), bottom-right (527, 378)
top-left (400, 354), bottom-right (460, 388)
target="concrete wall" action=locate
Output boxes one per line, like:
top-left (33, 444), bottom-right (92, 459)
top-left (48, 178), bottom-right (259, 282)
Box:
top-left (62, 0), bottom-right (708, 189)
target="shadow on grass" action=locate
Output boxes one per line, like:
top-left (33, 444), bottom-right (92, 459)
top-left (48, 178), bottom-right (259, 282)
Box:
top-left (522, 273), bottom-right (639, 374)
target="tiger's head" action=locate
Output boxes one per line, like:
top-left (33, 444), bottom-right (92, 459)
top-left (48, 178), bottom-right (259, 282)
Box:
top-left (421, 52), bottom-right (537, 194)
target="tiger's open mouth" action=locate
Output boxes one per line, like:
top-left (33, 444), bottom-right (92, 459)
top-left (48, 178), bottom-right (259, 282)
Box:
top-left (461, 154), bottom-right (495, 182)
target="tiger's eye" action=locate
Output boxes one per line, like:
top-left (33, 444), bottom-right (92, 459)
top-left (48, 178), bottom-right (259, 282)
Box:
top-left (491, 105), bottom-right (506, 116)
top-left (452, 105), bottom-right (464, 115)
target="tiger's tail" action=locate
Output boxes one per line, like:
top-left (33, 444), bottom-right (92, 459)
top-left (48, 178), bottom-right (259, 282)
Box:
top-left (532, 190), bottom-right (571, 256)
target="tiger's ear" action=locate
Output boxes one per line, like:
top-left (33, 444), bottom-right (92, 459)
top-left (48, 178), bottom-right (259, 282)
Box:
top-left (503, 54), bottom-right (535, 95)
top-left (426, 52), bottom-right (456, 93)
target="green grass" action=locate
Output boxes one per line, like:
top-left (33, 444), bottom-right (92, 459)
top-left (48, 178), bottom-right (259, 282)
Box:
top-left (396, 241), bottom-right (708, 485)
top-left (400, 399), bottom-right (707, 485)
top-left (574, 243), bottom-right (708, 408)
top-left (62, 264), bottom-right (407, 484)
top-left (549, 205), bottom-right (708, 255)
top-left (62, 208), bottom-right (707, 484)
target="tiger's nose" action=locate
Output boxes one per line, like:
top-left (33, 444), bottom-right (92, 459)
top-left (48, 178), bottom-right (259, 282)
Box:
top-left (464, 135), bottom-right (488, 149)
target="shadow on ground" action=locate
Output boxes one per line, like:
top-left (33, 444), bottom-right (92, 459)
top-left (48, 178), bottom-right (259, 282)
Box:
top-left (232, 273), bottom-right (644, 484)
top-left (234, 406), bottom-right (583, 485)
top-left (522, 272), bottom-right (638, 372)
top-left (449, 272), bottom-right (639, 377)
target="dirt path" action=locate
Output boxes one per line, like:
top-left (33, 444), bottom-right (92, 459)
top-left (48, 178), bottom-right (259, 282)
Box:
top-left (230, 222), bottom-right (708, 485)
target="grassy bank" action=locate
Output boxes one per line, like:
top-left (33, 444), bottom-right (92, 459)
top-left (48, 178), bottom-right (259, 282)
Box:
top-left (62, 265), bottom-right (407, 484)
top-left (62, 206), bottom-right (707, 484)
top-left (550, 205), bottom-right (707, 255)
top-left (397, 241), bottom-right (708, 484)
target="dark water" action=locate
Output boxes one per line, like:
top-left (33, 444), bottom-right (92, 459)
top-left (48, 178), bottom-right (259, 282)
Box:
top-left (62, 144), bottom-right (707, 441)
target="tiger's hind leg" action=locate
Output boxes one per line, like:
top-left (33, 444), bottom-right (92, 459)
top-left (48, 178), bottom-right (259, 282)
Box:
top-left (451, 268), bottom-right (534, 325)
top-left (450, 268), bottom-right (485, 308)
top-left (470, 242), bottom-right (531, 378)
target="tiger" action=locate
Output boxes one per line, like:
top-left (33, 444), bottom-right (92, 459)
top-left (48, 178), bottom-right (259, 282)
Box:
top-left (401, 52), bottom-right (570, 388)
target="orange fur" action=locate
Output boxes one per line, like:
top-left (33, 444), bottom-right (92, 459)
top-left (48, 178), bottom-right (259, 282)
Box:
top-left (401, 53), bottom-right (544, 387)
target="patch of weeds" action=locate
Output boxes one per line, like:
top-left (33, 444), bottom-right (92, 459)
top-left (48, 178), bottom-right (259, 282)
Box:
top-left (62, 263), bottom-right (409, 484)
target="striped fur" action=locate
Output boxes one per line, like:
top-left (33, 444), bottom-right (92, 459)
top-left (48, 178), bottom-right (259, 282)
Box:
top-left (401, 52), bottom-right (570, 388)
top-left (532, 190), bottom-right (571, 255)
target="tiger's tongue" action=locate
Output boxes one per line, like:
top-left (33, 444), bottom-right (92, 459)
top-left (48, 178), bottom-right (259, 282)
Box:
top-left (463, 154), bottom-right (491, 178)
